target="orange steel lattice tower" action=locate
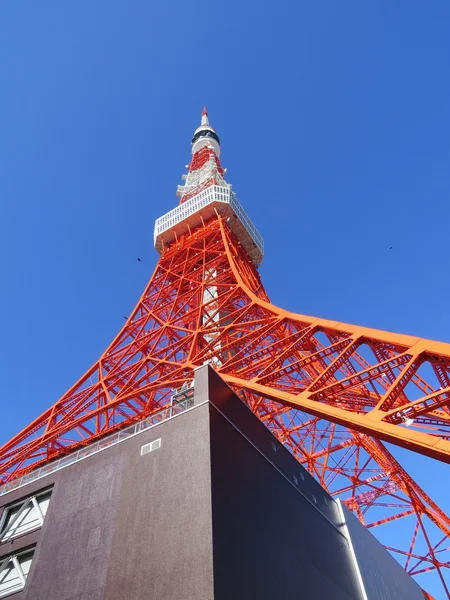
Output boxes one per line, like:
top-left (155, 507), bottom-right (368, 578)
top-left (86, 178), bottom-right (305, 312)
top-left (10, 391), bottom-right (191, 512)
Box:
top-left (1, 109), bottom-right (450, 598)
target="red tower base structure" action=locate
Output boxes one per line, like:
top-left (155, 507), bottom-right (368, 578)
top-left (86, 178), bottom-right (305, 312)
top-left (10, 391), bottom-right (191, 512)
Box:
top-left (0, 109), bottom-right (449, 598)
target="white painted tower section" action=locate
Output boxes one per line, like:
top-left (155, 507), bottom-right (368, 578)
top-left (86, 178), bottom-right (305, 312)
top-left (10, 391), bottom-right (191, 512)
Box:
top-left (154, 107), bottom-right (264, 272)
top-left (191, 107), bottom-right (221, 156)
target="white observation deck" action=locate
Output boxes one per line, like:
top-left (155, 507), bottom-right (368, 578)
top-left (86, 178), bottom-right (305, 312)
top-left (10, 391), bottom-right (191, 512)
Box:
top-left (154, 185), bottom-right (264, 268)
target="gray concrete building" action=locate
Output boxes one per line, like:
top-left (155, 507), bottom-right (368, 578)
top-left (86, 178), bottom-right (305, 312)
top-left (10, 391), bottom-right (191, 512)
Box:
top-left (0, 366), bottom-right (424, 599)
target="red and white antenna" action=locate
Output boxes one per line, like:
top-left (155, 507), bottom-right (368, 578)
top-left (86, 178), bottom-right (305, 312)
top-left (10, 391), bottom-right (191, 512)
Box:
top-left (191, 106), bottom-right (221, 157)
top-left (201, 106), bottom-right (209, 126)
top-left (176, 108), bottom-right (226, 203)
top-left (157, 108), bottom-right (264, 267)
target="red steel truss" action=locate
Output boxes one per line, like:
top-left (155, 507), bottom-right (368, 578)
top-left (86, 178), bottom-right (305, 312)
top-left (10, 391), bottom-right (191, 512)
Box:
top-left (1, 111), bottom-right (450, 597)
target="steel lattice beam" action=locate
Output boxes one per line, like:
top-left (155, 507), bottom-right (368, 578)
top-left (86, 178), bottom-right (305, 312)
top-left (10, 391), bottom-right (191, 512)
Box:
top-left (1, 110), bottom-right (449, 598)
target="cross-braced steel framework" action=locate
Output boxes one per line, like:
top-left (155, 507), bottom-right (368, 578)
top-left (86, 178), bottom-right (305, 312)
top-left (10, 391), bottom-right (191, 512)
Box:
top-left (1, 110), bottom-right (449, 598)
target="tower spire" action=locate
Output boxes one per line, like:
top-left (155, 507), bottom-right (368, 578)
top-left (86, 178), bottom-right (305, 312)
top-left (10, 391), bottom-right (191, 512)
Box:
top-left (191, 107), bottom-right (221, 156)
top-left (162, 109), bottom-right (263, 266)
top-left (174, 108), bottom-right (228, 206)
top-left (201, 106), bottom-right (209, 126)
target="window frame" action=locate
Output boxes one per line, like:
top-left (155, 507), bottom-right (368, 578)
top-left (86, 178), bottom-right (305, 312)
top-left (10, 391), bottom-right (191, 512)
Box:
top-left (0, 488), bottom-right (52, 543)
top-left (0, 546), bottom-right (35, 598)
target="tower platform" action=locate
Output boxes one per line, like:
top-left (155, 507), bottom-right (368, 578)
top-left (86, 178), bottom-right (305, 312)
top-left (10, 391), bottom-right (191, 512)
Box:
top-left (0, 366), bottom-right (424, 599)
top-left (154, 184), bottom-right (264, 267)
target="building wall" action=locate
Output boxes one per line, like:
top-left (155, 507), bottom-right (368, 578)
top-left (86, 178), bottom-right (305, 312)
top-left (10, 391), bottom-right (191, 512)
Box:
top-left (339, 502), bottom-right (424, 600)
top-left (198, 367), bottom-right (364, 600)
top-left (102, 405), bottom-right (213, 600)
top-left (1, 404), bottom-right (214, 600)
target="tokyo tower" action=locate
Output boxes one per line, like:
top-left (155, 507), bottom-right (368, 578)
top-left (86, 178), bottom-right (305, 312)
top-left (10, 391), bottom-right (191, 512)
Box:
top-left (1, 108), bottom-right (449, 598)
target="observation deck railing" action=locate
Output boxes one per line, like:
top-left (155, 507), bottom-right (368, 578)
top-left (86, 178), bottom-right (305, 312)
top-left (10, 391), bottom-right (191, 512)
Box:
top-left (154, 185), bottom-right (264, 267)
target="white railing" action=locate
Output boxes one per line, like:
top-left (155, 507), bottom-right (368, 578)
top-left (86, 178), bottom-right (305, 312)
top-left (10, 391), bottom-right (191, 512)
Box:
top-left (229, 191), bottom-right (264, 254)
top-left (154, 186), bottom-right (216, 238)
top-left (0, 390), bottom-right (195, 498)
top-left (154, 185), bottom-right (264, 258)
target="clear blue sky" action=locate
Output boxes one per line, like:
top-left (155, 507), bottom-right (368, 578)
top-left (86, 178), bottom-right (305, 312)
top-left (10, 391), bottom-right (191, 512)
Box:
top-left (1, 0), bottom-right (449, 594)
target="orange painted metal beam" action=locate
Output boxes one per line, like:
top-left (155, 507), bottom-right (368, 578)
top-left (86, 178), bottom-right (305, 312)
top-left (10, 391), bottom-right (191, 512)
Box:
top-left (1, 213), bottom-right (449, 597)
top-left (221, 373), bottom-right (450, 462)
